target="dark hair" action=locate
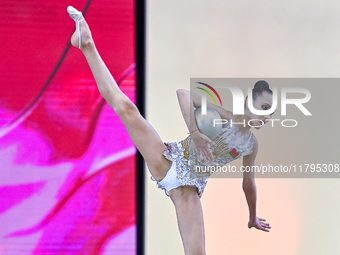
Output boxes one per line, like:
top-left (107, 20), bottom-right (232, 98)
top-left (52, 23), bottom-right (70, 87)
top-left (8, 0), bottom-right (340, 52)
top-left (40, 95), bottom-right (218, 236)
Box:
top-left (244, 80), bottom-right (272, 108)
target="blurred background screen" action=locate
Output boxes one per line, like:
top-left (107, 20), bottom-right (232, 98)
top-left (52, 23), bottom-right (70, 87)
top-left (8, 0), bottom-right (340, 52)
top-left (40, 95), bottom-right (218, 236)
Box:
top-left (0, 0), bottom-right (137, 254)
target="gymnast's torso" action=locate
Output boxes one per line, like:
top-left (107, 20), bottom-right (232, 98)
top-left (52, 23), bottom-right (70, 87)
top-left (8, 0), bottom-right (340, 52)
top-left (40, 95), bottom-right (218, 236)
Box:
top-left (151, 116), bottom-right (256, 197)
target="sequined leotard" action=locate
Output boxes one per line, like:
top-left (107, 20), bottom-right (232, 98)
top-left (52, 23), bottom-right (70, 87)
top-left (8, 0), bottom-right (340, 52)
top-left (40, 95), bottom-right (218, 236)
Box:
top-left (151, 116), bottom-right (255, 198)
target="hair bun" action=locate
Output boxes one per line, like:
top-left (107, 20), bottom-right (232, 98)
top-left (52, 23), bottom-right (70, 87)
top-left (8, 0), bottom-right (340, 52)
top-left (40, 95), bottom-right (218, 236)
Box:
top-left (254, 80), bottom-right (269, 89)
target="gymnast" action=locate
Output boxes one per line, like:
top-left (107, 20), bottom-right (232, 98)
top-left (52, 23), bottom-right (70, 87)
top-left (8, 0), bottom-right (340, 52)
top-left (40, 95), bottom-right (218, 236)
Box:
top-left (67, 6), bottom-right (271, 255)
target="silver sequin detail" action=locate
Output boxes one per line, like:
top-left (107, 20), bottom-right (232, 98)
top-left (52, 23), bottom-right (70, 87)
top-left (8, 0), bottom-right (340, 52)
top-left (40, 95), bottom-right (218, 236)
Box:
top-left (151, 119), bottom-right (255, 198)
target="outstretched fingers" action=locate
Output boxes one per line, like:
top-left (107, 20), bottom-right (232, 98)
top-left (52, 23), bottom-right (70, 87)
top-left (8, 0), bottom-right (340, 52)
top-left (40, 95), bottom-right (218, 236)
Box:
top-left (260, 225), bottom-right (271, 232)
top-left (258, 219), bottom-right (271, 232)
top-left (248, 217), bottom-right (272, 232)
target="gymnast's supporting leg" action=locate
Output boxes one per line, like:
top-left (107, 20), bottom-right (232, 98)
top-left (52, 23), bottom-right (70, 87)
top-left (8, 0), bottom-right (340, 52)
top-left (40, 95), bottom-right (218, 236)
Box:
top-left (170, 186), bottom-right (206, 255)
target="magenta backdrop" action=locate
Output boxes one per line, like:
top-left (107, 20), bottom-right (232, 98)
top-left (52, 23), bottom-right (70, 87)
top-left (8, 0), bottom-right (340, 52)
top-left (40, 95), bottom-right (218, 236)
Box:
top-left (0, 0), bottom-right (136, 254)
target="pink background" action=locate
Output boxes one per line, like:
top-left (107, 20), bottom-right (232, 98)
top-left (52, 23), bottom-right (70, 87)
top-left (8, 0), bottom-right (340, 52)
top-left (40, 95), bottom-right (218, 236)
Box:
top-left (0, 0), bottom-right (137, 254)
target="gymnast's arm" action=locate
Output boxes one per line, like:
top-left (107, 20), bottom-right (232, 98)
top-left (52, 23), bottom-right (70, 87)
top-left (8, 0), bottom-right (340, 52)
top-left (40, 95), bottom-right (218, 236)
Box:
top-left (242, 137), bottom-right (271, 232)
top-left (176, 89), bottom-right (233, 121)
top-left (176, 89), bottom-right (223, 163)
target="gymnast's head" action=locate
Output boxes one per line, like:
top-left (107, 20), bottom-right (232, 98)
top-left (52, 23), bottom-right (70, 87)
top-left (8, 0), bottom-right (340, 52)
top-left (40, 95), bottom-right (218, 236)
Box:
top-left (244, 80), bottom-right (274, 130)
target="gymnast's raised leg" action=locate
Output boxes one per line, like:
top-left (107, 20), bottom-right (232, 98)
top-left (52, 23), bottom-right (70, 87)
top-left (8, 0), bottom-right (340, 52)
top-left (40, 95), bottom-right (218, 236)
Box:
top-left (67, 7), bottom-right (206, 255)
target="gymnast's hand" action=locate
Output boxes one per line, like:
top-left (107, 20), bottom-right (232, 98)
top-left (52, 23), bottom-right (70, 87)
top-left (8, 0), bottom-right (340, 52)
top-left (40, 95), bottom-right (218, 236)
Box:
top-left (248, 216), bottom-right (271, 232)
top-left (191, 131), bottom-right (215, 163)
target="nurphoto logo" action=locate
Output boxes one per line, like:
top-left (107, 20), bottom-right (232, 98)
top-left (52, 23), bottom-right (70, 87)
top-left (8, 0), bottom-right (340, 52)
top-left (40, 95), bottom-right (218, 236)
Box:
top-left (195, 82), bottom-right (312, 128)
